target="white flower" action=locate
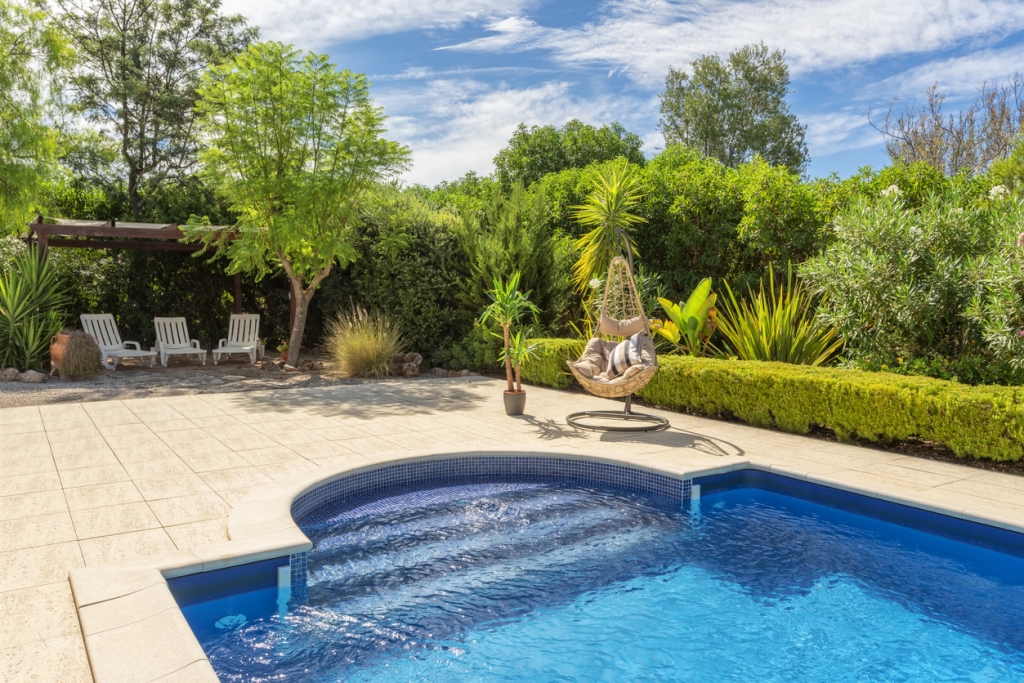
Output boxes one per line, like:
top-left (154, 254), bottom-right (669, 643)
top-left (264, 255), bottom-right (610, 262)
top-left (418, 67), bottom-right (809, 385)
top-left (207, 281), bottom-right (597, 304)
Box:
top-left (954, 207), bottom-right (964, 214)
top-left (990, 184), bottom-right (1009, 200)
top-left (589, 278), bottom-right (602, 290)
top-left (880, 184), bottom-right (902, 197)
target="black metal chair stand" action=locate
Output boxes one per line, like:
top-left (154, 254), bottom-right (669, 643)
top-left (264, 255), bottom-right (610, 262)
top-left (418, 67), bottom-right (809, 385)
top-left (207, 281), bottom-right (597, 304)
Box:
top-left (567, 394), bottom-right (670, 433)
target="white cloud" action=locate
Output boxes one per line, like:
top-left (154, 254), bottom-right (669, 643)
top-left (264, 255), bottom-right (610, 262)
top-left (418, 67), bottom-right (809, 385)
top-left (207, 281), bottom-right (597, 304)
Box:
top-left (220, 0), bottom-right (534, 47)
top-left (375, 80), bottom-right (654, 186)
top-left (874, 44), bottom-right (1024, 100)
top-left (803, 112), bottom-right (879, 156)
top-left (443, 0), bottom-right (1024, 86)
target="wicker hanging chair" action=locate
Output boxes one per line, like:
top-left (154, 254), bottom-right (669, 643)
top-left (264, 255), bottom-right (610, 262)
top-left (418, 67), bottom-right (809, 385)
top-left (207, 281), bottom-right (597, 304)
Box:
top-left (566, 231), bottom-right (668, 432)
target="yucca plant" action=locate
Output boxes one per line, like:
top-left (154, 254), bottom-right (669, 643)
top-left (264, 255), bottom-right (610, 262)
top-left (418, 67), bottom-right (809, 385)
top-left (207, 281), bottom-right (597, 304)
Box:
top-left (324, 305), bottom-right (405, 378)
top-left (480, 271), bottom-right (540, 392)
top-left (716, 265), bottom-right (843, 366)
top-left (570, 159), bottom-right (646, 291)
top-left (0, 247), bottom-right (67, 371)
top-left (499, 330), bottom-right (538, 392)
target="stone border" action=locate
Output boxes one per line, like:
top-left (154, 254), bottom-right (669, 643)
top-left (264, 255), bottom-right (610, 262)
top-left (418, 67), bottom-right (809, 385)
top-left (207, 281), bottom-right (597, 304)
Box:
top-left (68, 448), bottom-right (1024, 683)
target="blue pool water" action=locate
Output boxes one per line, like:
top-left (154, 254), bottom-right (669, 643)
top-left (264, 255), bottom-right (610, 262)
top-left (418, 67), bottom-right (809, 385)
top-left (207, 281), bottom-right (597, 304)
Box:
top-left (174, 472), bottom-right (1024, 682)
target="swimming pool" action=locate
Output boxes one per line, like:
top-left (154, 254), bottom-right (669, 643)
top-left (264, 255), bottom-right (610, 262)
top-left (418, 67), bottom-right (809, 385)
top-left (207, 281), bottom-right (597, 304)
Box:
top-left (171, 466), bottom-right (1024, 682)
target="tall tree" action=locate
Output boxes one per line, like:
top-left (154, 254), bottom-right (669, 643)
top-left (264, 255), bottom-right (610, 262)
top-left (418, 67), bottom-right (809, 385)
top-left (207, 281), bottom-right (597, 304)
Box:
top-left (184, 42), bottom-right (410, 363)
top-left (494, 119), bottom-right (645, 190)
top-left (0, 0), bottom-right (69, 232)
top-left (659, 43), bottom-right (808, 173)
top-left (872, 77), bottom-right (1024, 176)
top-left (56, 0), bottom-right (255, 219)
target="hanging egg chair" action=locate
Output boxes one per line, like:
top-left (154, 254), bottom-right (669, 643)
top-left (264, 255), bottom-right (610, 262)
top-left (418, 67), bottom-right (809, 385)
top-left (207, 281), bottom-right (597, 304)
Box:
top-left (566, 231), bottom-right (668, 432)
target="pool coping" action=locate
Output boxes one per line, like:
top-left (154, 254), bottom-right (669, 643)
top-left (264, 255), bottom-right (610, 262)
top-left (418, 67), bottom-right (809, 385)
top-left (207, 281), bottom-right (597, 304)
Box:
top-left (67, 447), bottom-right (1024, 683)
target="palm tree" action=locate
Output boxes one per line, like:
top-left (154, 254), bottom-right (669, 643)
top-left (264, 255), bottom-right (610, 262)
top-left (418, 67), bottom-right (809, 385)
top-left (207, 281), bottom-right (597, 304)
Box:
top-left (570, 160), bottom-right (646, 291)
top-left (480, 272), bottom-right (539, 392)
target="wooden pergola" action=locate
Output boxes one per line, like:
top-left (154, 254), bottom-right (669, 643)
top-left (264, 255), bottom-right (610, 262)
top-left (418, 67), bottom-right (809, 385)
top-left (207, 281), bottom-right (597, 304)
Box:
top-left (25, 216), bottom-right (246, 314)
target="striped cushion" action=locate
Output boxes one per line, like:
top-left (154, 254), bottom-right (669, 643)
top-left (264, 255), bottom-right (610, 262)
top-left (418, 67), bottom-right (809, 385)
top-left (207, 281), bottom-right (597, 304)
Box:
top-left (605, 332), bottom-right (644, 379)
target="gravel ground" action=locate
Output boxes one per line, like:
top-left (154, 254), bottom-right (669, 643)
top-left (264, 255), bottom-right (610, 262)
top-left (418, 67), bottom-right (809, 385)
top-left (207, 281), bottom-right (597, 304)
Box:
top-left (0, 355), bottom-right (449, 408)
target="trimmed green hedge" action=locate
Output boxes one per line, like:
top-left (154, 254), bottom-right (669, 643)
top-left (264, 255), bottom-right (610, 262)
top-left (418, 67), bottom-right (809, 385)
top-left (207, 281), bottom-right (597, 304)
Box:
top-left (522, 338), bottom-right (582, 389)
top-left (522, 339), bottom-right (1024, 461)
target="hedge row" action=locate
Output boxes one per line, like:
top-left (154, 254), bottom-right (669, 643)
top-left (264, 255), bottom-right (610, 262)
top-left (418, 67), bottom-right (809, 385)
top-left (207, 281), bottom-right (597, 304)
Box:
top-left (522, 339), bottom-right (1024, 461)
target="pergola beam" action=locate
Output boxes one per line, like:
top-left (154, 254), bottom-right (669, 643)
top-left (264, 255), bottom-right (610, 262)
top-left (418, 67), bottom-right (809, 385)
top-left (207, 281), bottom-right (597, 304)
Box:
top-left (45, 238), bottom-right (208, 251)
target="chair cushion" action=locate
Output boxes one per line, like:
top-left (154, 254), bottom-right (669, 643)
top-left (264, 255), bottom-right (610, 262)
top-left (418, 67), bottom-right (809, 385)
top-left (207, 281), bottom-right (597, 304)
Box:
top-left (605, 332), bottom-right (645, 379)
top-left (572, 338), bottom-right (616, 378)
top-left (596, 314), bottom-right (645, 338)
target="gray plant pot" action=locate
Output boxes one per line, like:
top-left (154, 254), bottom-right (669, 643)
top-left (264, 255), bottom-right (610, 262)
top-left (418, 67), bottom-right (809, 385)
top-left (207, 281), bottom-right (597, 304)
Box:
top-left (503, 391), bottom-right (526, 416)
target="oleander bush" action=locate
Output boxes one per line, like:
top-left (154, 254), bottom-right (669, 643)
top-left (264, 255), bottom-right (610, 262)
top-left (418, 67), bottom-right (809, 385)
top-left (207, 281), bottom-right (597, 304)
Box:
top-left (521, 340), bottom-right (1024, 461)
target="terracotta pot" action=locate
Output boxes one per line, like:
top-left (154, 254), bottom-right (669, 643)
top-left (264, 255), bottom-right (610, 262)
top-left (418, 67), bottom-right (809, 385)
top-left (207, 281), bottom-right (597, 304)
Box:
top-left (279, 350), bottom-right (288, 362)
top-left (49, 333), bottom-right (72, 374)
top-left (503, 390), bottom-right (526, 416)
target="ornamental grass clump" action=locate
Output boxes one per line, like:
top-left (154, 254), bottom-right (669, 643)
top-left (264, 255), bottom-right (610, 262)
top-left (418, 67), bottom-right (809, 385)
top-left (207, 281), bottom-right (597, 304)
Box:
top-left (716, 265), bottom-right (843, 366)
top-left (325, 306), bottom-right (404, 378)
top-left (59, 330), bottom-right (102, 380)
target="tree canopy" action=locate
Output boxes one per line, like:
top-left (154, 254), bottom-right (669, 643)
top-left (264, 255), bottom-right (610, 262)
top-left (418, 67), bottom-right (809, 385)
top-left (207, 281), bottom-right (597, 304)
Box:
top-left (184, 41), bottom-right (410, 362)
top-left (493, 119), bottom-right (645, 190)
top-left (659, 43), bottom-right (808, 174)
top-left (56, 0), bottom-right (256, 219)
top-left (0, 0), bottom-right (70, 232)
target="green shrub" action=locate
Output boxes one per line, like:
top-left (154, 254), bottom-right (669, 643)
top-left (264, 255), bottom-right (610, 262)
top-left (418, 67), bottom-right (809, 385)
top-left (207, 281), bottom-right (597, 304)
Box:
top-left (0, 247), bottom-right (67, 370)
top-left (636, 355), bottom-right (1024, 461)
top-left (324, 305), bottom-right (404, 378)
top-left (520, 338), bottom-right (582, 390)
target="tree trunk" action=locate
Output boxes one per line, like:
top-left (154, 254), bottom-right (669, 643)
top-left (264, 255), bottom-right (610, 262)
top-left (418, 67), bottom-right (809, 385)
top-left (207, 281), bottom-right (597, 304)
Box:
top-left (287, 276), bottom-right (311, 366)
top-left (515, 362), bottom-right (522, 392)
top-left (280, 253), bottom-right (333, 367)
top-left (503, 324), bottom-right (513, 392)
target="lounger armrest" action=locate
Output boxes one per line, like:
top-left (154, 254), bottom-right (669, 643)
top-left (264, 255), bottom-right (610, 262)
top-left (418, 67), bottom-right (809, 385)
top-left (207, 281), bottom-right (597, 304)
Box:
top-left (123, 341), bottom-right (141, 351)
top-left (217, 338), bottom-right (228, 349)
top-left (190, 339), bottom-right (202, 349)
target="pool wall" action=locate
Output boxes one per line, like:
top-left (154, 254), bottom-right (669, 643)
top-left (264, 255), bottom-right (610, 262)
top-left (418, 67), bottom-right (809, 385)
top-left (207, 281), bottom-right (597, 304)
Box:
top-left (67, 448), bottom-right (1024, 683)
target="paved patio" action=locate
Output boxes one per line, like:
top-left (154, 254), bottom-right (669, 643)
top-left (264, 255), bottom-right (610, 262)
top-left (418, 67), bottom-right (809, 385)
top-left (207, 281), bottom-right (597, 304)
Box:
top-left (2, 376), bottom-right (1024, 682)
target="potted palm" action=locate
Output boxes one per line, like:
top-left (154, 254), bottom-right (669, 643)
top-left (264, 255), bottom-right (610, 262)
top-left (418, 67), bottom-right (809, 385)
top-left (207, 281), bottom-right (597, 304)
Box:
top-left (480, 272), bottom-right (540, 415)
top-left (500, 331), bottom-right (538, 415)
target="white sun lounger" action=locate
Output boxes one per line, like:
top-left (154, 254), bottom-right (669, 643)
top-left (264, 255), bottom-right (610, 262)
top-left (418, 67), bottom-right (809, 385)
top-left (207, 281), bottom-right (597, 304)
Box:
top-left (80, 313), bottom-right (157, 370)
top-left (153, 317), bottom-right (207, 367)
top-left (213, 314), bottom-right (265, 365)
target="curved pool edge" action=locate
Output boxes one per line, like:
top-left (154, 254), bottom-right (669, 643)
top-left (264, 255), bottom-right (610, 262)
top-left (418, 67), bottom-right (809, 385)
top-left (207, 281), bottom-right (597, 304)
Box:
top-left (68, 447), bottom-right (1024, 683)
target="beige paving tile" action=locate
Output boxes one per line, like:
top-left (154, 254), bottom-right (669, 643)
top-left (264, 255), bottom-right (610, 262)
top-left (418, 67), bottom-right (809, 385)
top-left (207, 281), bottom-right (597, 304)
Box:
top-left (0, 633), bottom-right (92, 683)
top-left (849, 461), bottom-right (962, 488)
top-left (0, 490), bottom-right (68, 521)
top-left (235, 446), bottom-right (304, 466)
top-left (121, 457), bottom-right (194, 480)
top-left (165, 518), bottom-right (230, 549)
top-left (78, 529), bottom-right (177, 566)
top-left (151, 659), bottom-right (220, 682)
top-left (148, 492), bottom-right (231, 526)
top-left (78, 582), bottom-right (179, 636)
top-left (198, 466), bottom-right (272, 492)
top-left (258, 459), bottom-right (322, 481)
top-left (63, 481), bottom-right (144, 511)
top-left (0, 471), bottom-right (62, 496)
top-left (933, 478), bottom-right (1024, 506)
top-left (287, 440), bottom-right (356, 459)
top-left (135, 474), bottom-right (215, 501)
top-left (0, 512), bottom-right (78, 552)
top-left (43, 427), bottom-right (103, 443)
top-left (70, 502), bottom-right (162, 539)
top-left (58, 464), bottom-right (130, 489)
top-left (1, 455), bottom-right (57, 476)
top-left (52, 449), bottom-right (122, 471)
top-left (329, 435), bottom-right (403, 455)
top-left (85, 607), bottom-right (207, 683)
top-left (178, 451), bottom-right (251, 472)
top-left (0, 582), bottom-right (81, 648)
top-left (0, 442), bottom-right (52, 459)
top-left (964, 470), bottom-right (1024, 490)
top-left (215, 485), bottom-right (264, 506)
top-left (0, 542), bottom-right (84, 592)
top-left (0, 406), bottom-right (42, 426)
top-left (147, 418), bottom-right (199, 433)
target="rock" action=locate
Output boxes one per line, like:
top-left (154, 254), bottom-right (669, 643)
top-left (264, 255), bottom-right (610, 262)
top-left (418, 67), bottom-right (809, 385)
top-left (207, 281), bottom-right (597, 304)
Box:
top-left (282, 364), bottom-right (299, 372)
top-left (460, 369), bottom-right (471, 377)
top-left (402, 362), bottom-right (421, 378)
top-left (260, 361), bottom-right (282, 372)
top-left (0, 367), bottom-right (21, 382)
top-left (404, 352), bottom-right (422, 364)
top-left (19, 370), bottom-right (48, 384)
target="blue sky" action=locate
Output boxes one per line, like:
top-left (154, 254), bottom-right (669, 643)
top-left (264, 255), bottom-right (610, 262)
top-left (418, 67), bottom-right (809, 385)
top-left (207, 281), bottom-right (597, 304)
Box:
top-left (223, 0), bottom-right (1024, 186)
